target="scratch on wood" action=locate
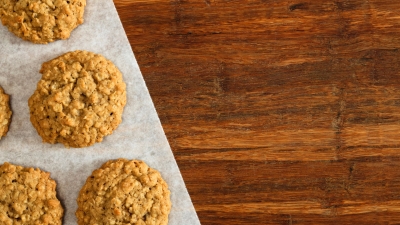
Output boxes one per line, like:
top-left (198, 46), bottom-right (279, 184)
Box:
top-left (333, 87), bottom-right (346, 159)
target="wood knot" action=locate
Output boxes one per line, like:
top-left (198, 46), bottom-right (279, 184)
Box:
top-left (289, 3), bottom-right (308, 11)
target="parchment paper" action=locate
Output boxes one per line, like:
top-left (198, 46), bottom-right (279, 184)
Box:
top-left (0, 0), bottom-right (200, 224)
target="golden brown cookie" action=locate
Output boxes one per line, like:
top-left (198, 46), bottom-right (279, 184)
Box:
top-left (0, 86), bottom-right (11, 139)
top-left (0, 162), bottom-right (63, 225)
top-left (28, 50), bottom-right (127, 148)
top-left (0, 0), bottom-right (86, 44)
top-left (76, 159), bottom-right (171, 225)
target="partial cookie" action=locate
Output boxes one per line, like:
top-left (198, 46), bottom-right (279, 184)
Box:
top-left (28, 50), bottom-right (127, 148)
top-left (0, 0), bottom-right (86, 44)
top-left (76, 159), bottom-right (171, 225)
top-left (0, 86), bottom-right (11, 139)
top-left (0, 162), bottom-right (63, 224)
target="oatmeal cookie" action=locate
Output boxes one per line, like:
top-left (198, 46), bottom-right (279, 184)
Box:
top-left (0, 0), bottom-right (86, 44)
top-left (0, 86), bottom-right (11, 139)
top-left (28, 50), bottom-right (127, 148)
top-left (0, 162), bottom-right (63, 225)
top-left (76, 159), bottom-right (171, 225)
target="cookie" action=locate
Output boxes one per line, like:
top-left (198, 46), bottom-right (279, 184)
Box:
top-left (28, 50), bottom-right (127, 148)
top-left (0, 162), bottom-right (63, 225)
top-left (76, 159), bottom-right (171, 225)
top-left (0, 0), bottom-right (86, 44)
top-left (0, 86), bottom-right (12, 139)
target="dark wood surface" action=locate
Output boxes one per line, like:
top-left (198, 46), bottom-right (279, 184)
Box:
top-left (114, 0), bottom-right (400, 224)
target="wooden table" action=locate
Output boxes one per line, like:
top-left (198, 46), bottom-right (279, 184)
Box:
top-left (114, 0), bottom-right (400, 224)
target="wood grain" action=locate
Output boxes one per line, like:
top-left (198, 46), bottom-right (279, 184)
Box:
top-left (113, 0), bottom-right (400, 224)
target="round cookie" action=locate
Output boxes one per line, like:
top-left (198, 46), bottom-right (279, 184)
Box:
top-left (0, 86), bottom-right (12, 139)
top-left (28, 50), bottom-right (127, 148)
top-left (0, 0), bottom-right (86, 44)
top-left (0, 162), bottom-right (63, 224)
top-left (76, 159), bottom-right (171, 225)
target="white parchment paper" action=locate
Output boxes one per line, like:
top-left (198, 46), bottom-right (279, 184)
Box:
top-left (0, 0), bottom-right (200, 224)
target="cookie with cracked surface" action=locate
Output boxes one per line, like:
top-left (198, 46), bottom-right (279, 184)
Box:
top-left (0, 162), bottom-right (63, 225)
top-left (0, 0), bottom-right (86, 44)
top-left (76, 159), bottom-right (171, 225)
top-left (0, 86), bottom-right (12, 139)
top-left (28, 50), bottom-right (127, 148)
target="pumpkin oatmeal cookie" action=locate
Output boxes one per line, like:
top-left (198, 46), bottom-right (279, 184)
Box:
top-left (0, 162), bottom-right (63, 225)
top-left (76, 159), bottom-right (171, 225)
top-left (28, 50), bottom-right (127, 148)
top-left (0, 0), bottom-right (86, 44)
top-left (0, 86), bottom-right (11, 139)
